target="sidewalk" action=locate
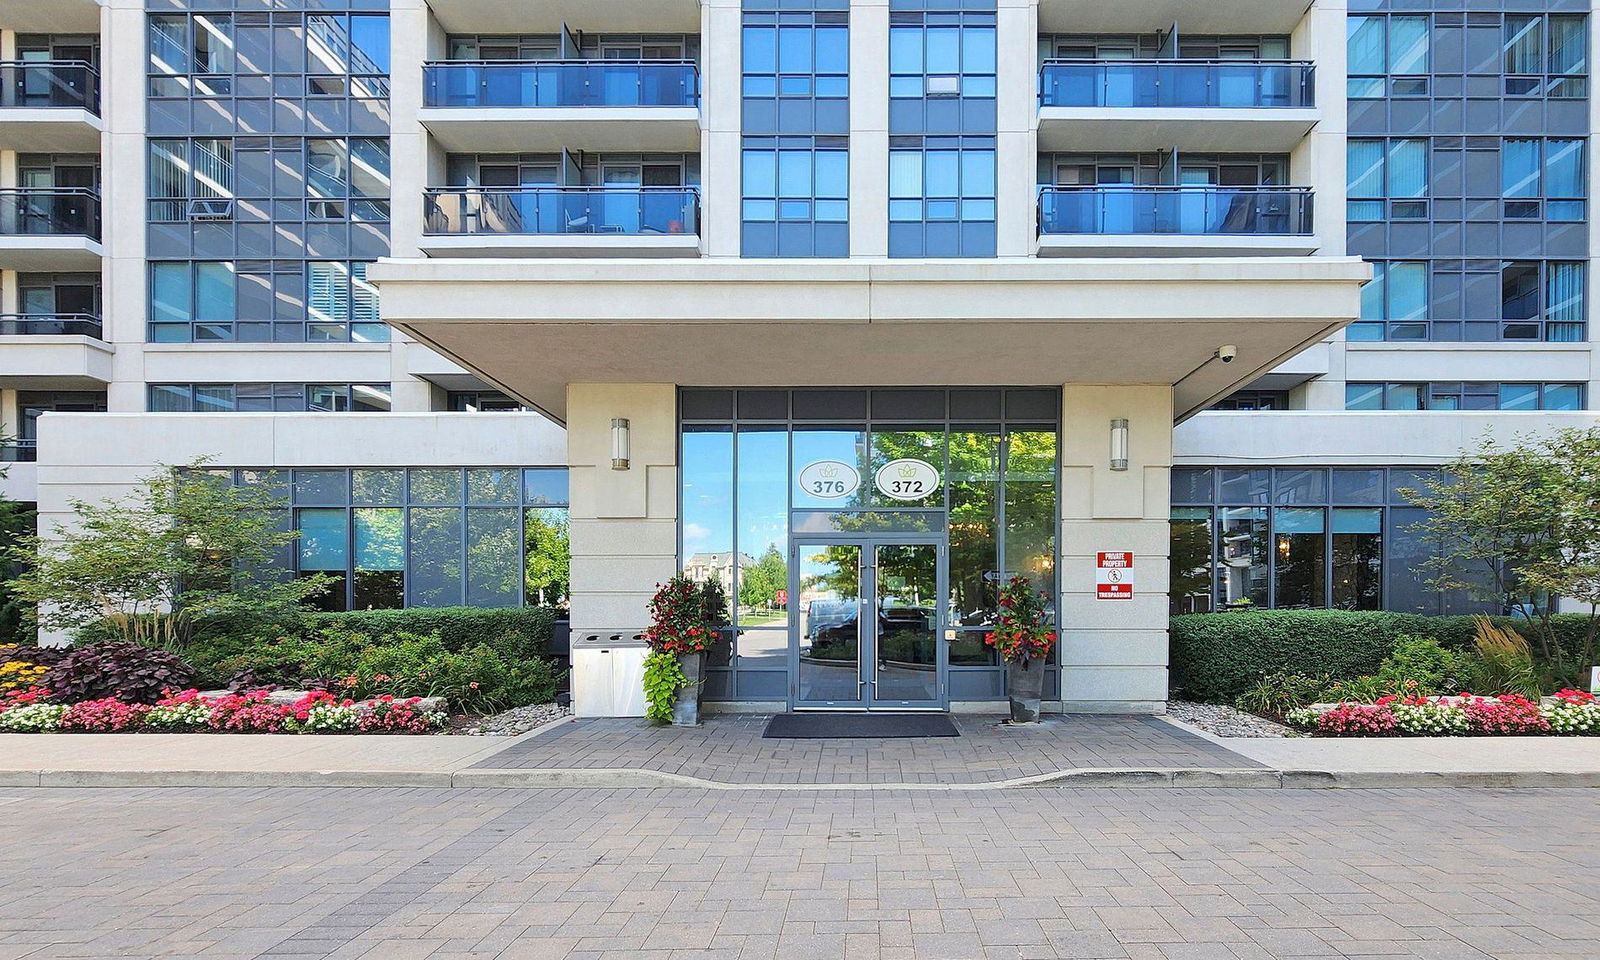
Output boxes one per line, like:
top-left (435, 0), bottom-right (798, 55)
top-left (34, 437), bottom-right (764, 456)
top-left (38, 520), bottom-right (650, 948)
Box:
top-left (1, 714), bottom-right (1598, 789)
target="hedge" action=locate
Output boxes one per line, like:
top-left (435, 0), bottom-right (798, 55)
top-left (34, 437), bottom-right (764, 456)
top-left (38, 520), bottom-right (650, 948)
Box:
top-left (1171, 610), bottom-right (1599, 703)
top-left (189, 606), bottom-right (559, 657)
top-left (307, 606), bottom-right (559, 659)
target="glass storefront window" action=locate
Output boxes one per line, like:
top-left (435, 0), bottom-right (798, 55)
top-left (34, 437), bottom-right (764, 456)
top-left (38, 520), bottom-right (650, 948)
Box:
top-left (1004, 430), bottom-right (1057, 597)
top-left (1332, 508), bottom-right (1382, 610)
top-left (1274, 507), bottom-right (1327, 608)
top-left (233, 467), bottom-right (569, 613)
top-left (1170, 506), bottom-right (1213, 614)
top-left (736, 427), bottom-right (789, 674)
top-left (678, 387), bottom-right (1061, 701)
top-left (1216, 507), bottom-right (1268, 608)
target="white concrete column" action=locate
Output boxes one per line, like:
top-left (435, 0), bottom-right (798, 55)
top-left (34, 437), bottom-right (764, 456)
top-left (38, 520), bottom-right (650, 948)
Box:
top-left (1058, 385), bottom-right (1173, 713)
top-left (566, 383), bottom-right (679, 634)
top-left (849, 0), bottom-right (889, 257)
top-left (702, 0), bottom-right (742, 257)
top-left (102, 0), bottom-right (148, 414)
top-left (1292, 0), bottom-right (1348, 259)
top-left (994, 0), bottom-right (1037, 257)
top-left (387, 0), bottom-right (430, 260)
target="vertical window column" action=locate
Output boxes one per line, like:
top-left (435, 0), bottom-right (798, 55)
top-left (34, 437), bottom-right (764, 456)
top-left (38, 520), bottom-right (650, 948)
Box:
top-left (740, 2), bottom-right (850, 257)
top-left (886, 0), bottom-right (996, 258)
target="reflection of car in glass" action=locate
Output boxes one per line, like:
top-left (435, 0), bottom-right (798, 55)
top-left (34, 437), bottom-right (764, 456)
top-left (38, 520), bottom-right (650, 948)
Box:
top-left (877, 600), bottom-right (935, 666)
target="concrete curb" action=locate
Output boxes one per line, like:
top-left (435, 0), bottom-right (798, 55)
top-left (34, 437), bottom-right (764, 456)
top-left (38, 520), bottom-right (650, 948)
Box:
top-left (3, 766), bottom-right (1600, 790)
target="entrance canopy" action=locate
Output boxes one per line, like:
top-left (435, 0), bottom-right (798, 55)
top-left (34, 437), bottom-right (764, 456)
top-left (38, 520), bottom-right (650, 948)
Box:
top-left (370, 257), bottom-right (1371, 423)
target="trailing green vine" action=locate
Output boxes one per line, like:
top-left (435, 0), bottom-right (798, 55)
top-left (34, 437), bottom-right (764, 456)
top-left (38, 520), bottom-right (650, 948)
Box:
top-left (642, 650), bottom-right (689, 723)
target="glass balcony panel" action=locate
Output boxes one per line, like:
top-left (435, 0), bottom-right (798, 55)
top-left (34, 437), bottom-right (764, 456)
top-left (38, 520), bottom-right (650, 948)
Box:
top-left (423, 61), bottom-right (700, 108)
top-left (1039, 60), bottom-right (1315, 109)
top-left (0, 313), bottom-right (102, 337)
top-left (1039, 187), bottom-right (1312, 236)
top-left (424, 187), bottom-right (700, 237)
top-left (0, 188), bottom-right (101, 239)
top-left (0, 61), bottom-right (99, 113)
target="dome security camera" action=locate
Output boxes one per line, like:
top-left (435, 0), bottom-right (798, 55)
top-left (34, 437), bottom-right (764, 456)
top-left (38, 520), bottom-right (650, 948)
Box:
top-left (1217, 345), bottom-right (1238, 364)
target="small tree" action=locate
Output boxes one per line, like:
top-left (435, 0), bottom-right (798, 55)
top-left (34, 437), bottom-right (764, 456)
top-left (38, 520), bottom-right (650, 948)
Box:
top-left (1404, 428), bottom-right (1600, 675)
top-left (4, 459), bottom-right (329, 648)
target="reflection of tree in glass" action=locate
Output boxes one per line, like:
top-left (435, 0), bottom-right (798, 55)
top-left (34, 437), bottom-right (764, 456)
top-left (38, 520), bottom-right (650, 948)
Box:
top-left (524, 507), bottom-right (570, 607)
top-left (948, 430), bottom-right (999, 625)
top-left (739, 543), bottom-right (787, 610)
top-left (1169, 515), bottom-right (1213, 613)
top-left (355, 508), bottom-right (404, 570)
top-left (407, 507), bottom-right (461, 606)
top-left (1005, 431), bottom-right (1057, 596)
top-left (466, 509), bottom-right (521, 605)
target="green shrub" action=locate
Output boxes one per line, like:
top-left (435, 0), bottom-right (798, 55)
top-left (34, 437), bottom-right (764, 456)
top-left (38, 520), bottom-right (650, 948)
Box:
top-left (307, 606), bottom-right (557, 658)
top-left (1374, 635), bottom-right (1477, 696)
top-left (182, 623), bottom-right (563, 713)
top-left (1171, 610), bottom-right (1597, 702)
top-left (1234, 671), bottom-right (1330, 718)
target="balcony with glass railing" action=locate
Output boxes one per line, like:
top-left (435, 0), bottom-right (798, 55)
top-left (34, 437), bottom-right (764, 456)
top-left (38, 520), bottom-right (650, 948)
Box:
top-left (0, 61), bottom-right (102, 151)
top-left (1037, 60), bottom-right (1318, 152)
top-left (0, 313), bottom-right (102, 338)
top-left (1037, 185), bottom-right (1318, 256)
top-left (421, 186), bottom-right (701, 257)
top-left (0, 317), bottom-right (112, 394)
top-left (419, 60), bottom-right (701, 152)
top-left (0, 187), bottom-right (102, 269)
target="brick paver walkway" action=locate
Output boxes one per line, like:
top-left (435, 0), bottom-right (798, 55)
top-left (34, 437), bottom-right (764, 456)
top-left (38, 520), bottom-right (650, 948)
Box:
top-left (471, 715), bottom-right (1263, 783)
top-left (1, 786), bottom-right (1596, 959)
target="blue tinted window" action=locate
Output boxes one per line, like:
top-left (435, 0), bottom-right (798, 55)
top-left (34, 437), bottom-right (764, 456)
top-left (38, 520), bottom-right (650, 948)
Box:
top-left (742, 7), bottom-right (849, 257)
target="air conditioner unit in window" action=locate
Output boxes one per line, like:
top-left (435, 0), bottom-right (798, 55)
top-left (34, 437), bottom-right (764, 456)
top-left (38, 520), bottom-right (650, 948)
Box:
top-left (187, 198), bottom-right (234, 221)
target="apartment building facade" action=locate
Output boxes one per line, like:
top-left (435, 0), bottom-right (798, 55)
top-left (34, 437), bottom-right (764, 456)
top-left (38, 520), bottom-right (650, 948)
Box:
top-left (0, 0), bottom-right (1591, 715)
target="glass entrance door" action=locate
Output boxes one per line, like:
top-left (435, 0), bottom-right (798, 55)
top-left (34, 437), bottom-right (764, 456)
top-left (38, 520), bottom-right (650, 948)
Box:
top-left (792, 539), bottom-right (945, 710)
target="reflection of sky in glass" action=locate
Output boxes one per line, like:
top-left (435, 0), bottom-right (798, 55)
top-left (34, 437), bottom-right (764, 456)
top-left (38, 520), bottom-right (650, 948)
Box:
top-left (681, 429), bottom-right (732, 555)
top-left (738, 428), bottom-right (788, 556)
top-left (792, 428), bottom-right (866, 508)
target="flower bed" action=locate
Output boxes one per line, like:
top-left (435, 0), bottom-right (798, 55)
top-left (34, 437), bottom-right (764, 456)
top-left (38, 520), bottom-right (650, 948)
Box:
top-left (0, 687), bottom-right (444, 735)
top-left (1285, 690), bottom-right (1598, 737)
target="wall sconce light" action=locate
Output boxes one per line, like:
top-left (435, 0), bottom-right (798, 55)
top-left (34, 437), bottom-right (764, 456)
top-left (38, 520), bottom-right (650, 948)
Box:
top-left (611, 418), bottom-right (631, 470)
top-left (1109, 418), bottom-right (1130, 471)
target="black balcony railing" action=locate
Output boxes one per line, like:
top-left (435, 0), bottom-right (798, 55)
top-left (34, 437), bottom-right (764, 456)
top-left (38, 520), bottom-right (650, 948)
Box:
top-left (0, 313), bottom-right (102, 337)
top-left (424, 187), bottom-right (701, 237)
top-left (1039, 186), bottom-right (1314, 236)
top-left (0, 439), bottom-right (37, 463)
top-left (0, 188), bottom-right (100, 239)
top-left (1039, 59), bottom-right (1315, 108)
top-left (423, 60), bottom-right (700, 108)
top-left (0, 60), bottom-right (99, 113)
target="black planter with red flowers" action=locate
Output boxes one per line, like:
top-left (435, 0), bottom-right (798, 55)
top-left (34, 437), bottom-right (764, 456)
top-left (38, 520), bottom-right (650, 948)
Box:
top-left (985, 576), bottom-right (1058, 724)
top-left (644, 575), bottom-right (729, 726)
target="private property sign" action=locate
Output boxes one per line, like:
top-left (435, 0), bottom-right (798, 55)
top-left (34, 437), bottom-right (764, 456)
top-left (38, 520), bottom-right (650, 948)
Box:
top-left (1096, 552), bottom-right (1134, 600)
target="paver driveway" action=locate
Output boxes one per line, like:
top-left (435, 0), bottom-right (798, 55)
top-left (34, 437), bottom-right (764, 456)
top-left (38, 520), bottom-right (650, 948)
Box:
top-left (1, 786), bottom-right (1597, 959)
top-left (472, 714), bottom-right (1261, 783)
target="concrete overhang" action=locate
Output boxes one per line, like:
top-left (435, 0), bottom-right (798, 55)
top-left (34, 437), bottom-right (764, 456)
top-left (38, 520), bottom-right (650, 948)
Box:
top-left (0, 236), bottom-right (102, 271)
top-left (1036, 109), bottom-right (1318, 153)
top-left (419, 233), bottom-right (702, 259)
top-left (0, 110), bottom-right (102, 152)
top-left (425, 0), bottom-right (701, 34)
top-left (1037, 234), bottom-right (1320, 258)
top-left (1037, 0), bottom-right (1313, 35)
top-left (371, 257), bottom-right (1371, 425)
top-left (0, 0), bottom-right (99, 32)
top-left (1176, 410), bottom-right (1600, 466)
top-left (0, 334), bottom-right (112, 388)
top-left (420, 108), bottom-right (701, 153)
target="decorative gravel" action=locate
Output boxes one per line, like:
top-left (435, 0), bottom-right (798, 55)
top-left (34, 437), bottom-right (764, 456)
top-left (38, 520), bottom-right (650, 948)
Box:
top-left (458, 701), bottom-right (571, 737)
top-left (1168, 700), bottom-right (1297, 738)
